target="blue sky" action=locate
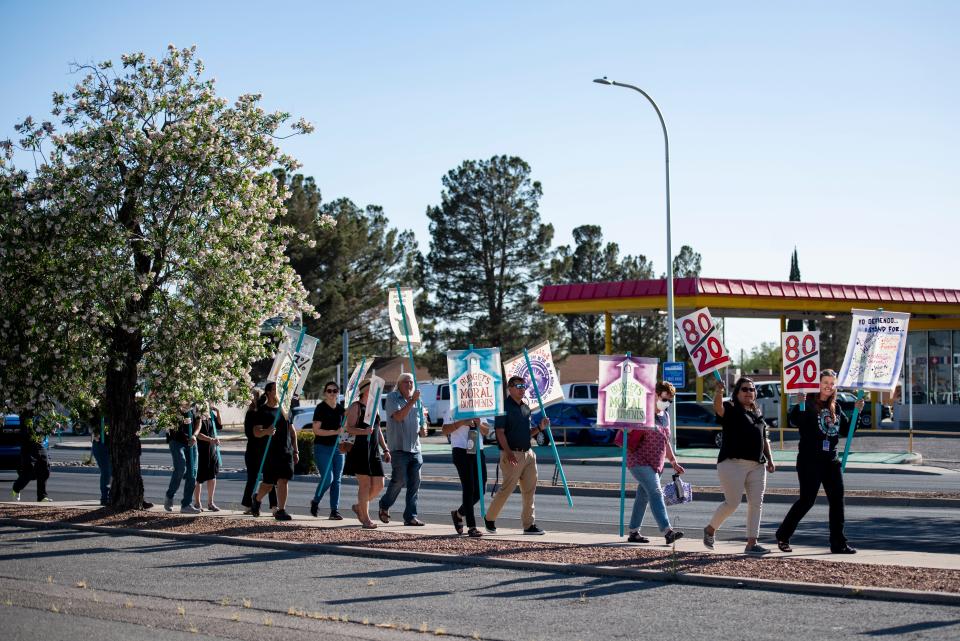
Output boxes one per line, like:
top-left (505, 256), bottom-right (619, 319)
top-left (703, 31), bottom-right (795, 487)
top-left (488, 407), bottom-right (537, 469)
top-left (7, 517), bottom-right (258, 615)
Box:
top-left (2, 1), bottom-right (957, 361)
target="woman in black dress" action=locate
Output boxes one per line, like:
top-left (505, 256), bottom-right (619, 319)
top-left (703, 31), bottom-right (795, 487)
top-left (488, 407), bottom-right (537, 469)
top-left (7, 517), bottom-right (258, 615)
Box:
top-left (193, 404), bottom-right (222, 511)
top-left (342, 380), bottom-right (390, 528)
top-left (775, 369), bottom-right (862, 554)
top-left (241, 390), bottom-right (277, 513)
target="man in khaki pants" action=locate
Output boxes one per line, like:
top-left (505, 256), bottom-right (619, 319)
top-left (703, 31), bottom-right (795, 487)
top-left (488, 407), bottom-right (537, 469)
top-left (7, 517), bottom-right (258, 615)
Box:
top-left (484, 376), bottom-right (550, 535)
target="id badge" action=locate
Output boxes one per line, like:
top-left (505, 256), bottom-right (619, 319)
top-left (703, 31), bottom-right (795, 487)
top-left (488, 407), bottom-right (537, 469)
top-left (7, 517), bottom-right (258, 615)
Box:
top-left (822, 439), bottom-right (831, 452)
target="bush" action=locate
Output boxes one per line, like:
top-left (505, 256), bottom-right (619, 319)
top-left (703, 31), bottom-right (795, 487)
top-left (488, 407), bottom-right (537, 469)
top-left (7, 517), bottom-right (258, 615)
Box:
top-left (295, 430), bottom-right (316, 475)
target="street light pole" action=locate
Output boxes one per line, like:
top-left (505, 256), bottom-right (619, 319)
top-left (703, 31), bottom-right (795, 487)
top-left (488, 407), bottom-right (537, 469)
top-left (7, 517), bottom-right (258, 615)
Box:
top-left (594, 77), bottom-right (677, 443)
top-left (593, 77), bottom-right (676, 364)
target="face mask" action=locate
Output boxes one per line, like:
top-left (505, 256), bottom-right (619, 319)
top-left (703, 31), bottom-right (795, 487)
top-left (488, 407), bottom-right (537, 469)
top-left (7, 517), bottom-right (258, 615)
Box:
top-left (656, 399), bottom-right (671, 411)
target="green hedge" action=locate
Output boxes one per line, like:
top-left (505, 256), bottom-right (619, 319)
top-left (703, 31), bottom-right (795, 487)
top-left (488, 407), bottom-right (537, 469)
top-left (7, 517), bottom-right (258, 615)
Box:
top-left (295, 430), bottom-right (317, 475)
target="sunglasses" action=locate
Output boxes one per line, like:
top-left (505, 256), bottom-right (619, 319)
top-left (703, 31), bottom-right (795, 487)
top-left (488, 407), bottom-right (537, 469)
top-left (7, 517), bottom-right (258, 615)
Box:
top-left (512, 383), bottom-right (527, 390)
top-left (325, 389), bottom-right (339, 394)
top-left (740, 387), bottom-right (756, 393)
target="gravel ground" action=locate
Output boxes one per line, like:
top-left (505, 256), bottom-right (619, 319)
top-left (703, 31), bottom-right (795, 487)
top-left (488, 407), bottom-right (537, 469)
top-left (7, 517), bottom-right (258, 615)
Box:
top-left (3, 504), bottom-right (958, 595)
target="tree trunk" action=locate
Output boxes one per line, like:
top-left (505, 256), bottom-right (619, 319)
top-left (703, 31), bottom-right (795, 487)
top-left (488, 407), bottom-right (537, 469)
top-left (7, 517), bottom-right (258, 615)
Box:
top-left (104, 327), bottom-right (146, 510)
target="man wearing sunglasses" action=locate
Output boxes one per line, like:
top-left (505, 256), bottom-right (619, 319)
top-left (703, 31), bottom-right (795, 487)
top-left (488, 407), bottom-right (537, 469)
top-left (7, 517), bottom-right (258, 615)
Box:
top-left (484, 376), bottom-right (550, 535)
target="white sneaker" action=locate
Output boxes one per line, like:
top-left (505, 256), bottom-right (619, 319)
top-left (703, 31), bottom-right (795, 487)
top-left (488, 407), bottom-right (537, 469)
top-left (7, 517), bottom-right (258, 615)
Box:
top-left (180, 504), bottom-right (201, 514)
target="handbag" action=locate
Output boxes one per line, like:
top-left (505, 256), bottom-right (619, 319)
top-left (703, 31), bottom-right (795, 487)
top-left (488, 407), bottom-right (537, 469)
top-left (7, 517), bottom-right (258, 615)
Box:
top-left (338, 434), bottom-right (355, 454)
top-left (662, 473), bottom-right (692, 506)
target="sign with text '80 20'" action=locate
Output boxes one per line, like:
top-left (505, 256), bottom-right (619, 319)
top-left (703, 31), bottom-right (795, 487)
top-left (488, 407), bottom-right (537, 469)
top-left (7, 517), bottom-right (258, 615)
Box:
top-left (675, 308), bottom-right (730, 377)
top-left (782, 331), bottom-right (820, 393)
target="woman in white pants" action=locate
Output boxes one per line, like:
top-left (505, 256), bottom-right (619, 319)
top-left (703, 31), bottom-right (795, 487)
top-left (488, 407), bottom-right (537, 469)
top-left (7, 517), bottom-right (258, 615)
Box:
top-left (703, 377), bottom-right (775, 554)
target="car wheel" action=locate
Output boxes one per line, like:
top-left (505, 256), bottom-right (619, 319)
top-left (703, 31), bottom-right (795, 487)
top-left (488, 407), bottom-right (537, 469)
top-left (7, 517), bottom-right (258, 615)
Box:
top-left (860, 413), bottom-right (872, 427)
top-left (713, 432), bottom-right (723, 448)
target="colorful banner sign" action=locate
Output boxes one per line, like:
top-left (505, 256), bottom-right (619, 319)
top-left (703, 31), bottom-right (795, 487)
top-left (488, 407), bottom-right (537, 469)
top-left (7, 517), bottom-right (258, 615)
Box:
top-left (837, 309), bottom-right (911, 392)
top-left (388, 287), bottom-right (421, 346)
top-left (339, 358), bottom-right (374, 450)
top-left (596, 355), bottom-right (658, 428)
top-left (503, 341), bottom-right (564, 408)
top-left (446, 347), bottom-right (504, 419)
top-left (675, 308), bottom-right (731, 377)
top-left (268, 326), bottom-right (318, 412)
top-left (782, 331), bottom-right (821, 393)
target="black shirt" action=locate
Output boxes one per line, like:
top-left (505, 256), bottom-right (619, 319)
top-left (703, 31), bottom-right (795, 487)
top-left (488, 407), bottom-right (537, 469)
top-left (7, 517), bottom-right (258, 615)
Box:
top-left (790, 402), bottom-right (851, 460)
top-left (495, 397), bottom-right (534, 451)
top-left (717, 401), bottom-right (768, 464)
top-left (257, 405), bottom-right (293, 458)
top-left (312, 402), bottom-right (345, 446)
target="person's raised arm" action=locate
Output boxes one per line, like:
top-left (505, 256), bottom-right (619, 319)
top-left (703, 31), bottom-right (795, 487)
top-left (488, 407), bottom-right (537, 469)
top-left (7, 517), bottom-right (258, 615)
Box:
top-left (714, 380), bottom-right (726, 418)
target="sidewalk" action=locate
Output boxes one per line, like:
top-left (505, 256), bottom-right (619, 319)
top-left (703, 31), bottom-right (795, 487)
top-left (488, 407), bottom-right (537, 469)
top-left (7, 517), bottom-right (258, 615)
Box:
top-left (1, 500), bottom-right (957, 604)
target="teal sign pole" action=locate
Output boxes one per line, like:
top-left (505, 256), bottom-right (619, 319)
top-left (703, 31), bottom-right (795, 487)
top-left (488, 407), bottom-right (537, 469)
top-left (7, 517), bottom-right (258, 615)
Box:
top-left (840, 389), bottom-right (865, 471)
top-left (618, 353), bottom-right (631, 537)
top-left (254, 326), bottom-right (306, 497)
top-left (208, 409), bottom-right (223, 467)
top-left (395, 284), bottom-right (424, 430)
top-left (523, 347), bottom-right (573, 508)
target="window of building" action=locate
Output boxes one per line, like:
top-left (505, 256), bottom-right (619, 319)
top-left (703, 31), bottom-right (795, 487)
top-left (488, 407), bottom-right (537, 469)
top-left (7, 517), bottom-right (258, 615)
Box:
top-left (906, 332), bottom-right (928, 404)
top-left (929, 331), bottom-right (952, 405)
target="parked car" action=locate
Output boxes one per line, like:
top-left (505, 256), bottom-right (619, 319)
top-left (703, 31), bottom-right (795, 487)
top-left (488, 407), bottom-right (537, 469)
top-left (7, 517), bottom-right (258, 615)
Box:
top-left (754, 381), bottom-right (781, 427)
top-left (291, 405), bottom-right (316, 431)
top-left (561, 382), bottom-right (598, 404)
top-left (673, 402), bottom-right (723, 448)
top-left (0, 415), bottom-right (49, 471)
top-left (417, 381), bottom-right (449, 427)
top-left (787, 392), bottom-right (891, 429)
top-left (531, 401), bottom-right (612, 446)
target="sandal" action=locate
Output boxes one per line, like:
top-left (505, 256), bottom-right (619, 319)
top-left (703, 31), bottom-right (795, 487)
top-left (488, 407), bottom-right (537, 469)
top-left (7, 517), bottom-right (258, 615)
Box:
top-left (777, 540), bottom-right (792, 553)
top-left (451, 510), bottom-right (464, 535)
top-left (361, 521), bottom-right (378, 529)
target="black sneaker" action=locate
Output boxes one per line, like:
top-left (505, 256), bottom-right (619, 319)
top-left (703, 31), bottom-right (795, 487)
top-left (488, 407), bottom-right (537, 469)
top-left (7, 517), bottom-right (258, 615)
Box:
top-left (627, 532), bottom-right (650, 543)
top-left (274, 508), bottom-right (292, 521)
top-left (484, 519), bottom-right (497, 533)
top-left (523, 524), bottom-right (545, 535)
top-left (665, 530), bottom-right (685, 545)
top-left (309, 500), bottom-right (319, 518)
top-left (831, 544), bottom-right (857, 554)
top-left (251, 497), bottom-right (262, 518)
top-left (329, 510), bottom-right (344, 520)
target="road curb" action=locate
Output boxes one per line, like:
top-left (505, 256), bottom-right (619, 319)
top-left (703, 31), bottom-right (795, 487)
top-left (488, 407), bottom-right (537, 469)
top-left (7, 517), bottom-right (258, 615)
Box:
top-left (1, 516), bottom-right (957, 607)
top-left (47, 463), bottom-right (960, 509)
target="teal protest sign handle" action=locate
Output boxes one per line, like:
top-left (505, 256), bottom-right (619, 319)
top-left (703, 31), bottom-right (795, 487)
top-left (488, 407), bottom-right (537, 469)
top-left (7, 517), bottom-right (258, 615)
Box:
top-left (618, 352), bottom-right (631, 537)
top-left (523, 348), bottom-right (573, 508)
top-left (254, 325), bottom-right (306, 498)
top-left (476, 419), bottom-right (486, 520)
top-left (99, 415), bottom-right (105, 444)
top-left (318, 356), bottom-right (367, 497)
top-left (209, 410), bottom-right (223, 467)
top-left (395, 284), bottom-right (424, 430)
top-left (840, 389), bottom-right (865, 471)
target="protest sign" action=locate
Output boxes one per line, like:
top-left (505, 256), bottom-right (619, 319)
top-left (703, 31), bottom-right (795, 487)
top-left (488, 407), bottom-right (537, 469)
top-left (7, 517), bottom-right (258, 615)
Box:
top-left (364, 373), bottom-right (385, 428)
top-left (675, 308), bottom-right (730, 377)
top-left (782, 331), bottom-right (821, 393)
top-left (596, 355), bottom-right (659, 428)
top-left (267, 326), bottom-right (317, 413)
top-left (503, 341), bottom-right (564, 408)
top-left (446, 347), bottom-right (504, 419)
top-left (837, 309), bottom-right (910, 392)
top-left (388, 286), bottom-right (421, 345)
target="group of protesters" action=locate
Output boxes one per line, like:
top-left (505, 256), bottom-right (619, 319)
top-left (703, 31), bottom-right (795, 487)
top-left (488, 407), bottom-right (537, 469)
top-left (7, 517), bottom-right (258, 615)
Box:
top-left (10, 363), bottom-right (861, 555)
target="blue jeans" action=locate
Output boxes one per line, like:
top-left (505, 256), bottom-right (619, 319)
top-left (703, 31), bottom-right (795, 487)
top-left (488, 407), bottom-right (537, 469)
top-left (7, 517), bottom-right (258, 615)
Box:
top-left (91, 441), bottom-right (111, 503)
top-left (166, 441), bottom-right (198, 508)
top-left (379, 450), bottom-right (423, 522)
top-left (628, 465), bottom-right (671, 533)
top-left (312, 443), bottom-right (345, 510)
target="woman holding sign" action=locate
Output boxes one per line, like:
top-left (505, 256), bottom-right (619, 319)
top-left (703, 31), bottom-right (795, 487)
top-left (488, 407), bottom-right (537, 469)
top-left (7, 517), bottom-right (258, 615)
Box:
top-left (342, 380), bottom-right (391, 529)
top-left (616, 381), bottom-right (685, 545)
top-left (442, 407), bottom-right (490, 538)
top-left (704, 377), bottom-right (776, 554)
top-left (775, 369), bottom-right (862, 554)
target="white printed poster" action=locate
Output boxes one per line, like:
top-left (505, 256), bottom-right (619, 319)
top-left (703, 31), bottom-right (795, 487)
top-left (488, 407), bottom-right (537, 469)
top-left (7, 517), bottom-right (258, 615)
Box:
top-left (837, 309), bottom-right (910, 392)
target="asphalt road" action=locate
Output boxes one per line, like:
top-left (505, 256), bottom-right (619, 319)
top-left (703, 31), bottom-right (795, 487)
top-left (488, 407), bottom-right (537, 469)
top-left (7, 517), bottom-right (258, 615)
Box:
top-left (42, 442), bottom-right (960, 493)
top-left (8, 463), bottom-right (960, 554)
top-left (0, 524), bottom-right (958, 641)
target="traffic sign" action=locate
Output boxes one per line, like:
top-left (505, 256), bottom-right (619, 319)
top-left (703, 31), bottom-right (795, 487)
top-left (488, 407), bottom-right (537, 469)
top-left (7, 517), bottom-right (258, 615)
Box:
top-left (663, 361), bottom-right (686, 389)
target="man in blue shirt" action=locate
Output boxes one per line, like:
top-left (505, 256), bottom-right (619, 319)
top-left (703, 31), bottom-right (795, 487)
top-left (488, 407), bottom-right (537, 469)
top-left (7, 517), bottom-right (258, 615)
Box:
top-left (484, 376), bottom-right (550, 535)
top-left (378, 373), bottom-right (428, 525)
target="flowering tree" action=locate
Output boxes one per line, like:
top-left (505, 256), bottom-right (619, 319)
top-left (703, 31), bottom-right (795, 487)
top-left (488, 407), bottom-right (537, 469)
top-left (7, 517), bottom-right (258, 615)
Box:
top-left (0, 45), bottom-right (324, 509)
